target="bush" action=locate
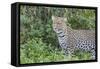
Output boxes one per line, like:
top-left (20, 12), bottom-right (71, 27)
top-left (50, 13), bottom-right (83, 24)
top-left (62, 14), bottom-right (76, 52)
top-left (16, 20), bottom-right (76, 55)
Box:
top-left (20, 38), bottom-right (65, 64)
top-left (20, 38), bottom-right (92, 64)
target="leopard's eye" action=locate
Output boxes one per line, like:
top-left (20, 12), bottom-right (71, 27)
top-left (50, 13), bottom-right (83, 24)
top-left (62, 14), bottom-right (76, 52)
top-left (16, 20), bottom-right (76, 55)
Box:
top-left (57, 22), bottom-right (61, 24)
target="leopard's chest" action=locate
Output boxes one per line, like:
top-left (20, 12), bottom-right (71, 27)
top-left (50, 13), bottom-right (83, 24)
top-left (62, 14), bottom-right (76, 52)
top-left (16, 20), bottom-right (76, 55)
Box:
top-left (55, 29), bottom-right (68, 49)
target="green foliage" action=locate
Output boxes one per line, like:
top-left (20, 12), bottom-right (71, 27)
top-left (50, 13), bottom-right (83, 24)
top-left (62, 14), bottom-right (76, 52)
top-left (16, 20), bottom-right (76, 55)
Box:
top-left (67, 9), bottom-right (95, 29)
top-left (20, 5), bottom-right (95, 64)
top-left (20, 38), bottom-right (91, 64)
top-left (20, 38), bottom-right (65, 64)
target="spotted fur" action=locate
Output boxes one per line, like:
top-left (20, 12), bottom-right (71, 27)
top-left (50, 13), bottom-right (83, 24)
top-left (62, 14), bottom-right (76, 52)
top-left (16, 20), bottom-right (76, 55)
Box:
top-left (52, 16), bottom-right (95, 59)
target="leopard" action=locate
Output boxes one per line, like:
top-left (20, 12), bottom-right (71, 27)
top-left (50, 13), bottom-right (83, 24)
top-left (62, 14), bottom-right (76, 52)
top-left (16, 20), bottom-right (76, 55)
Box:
top-left (52, 16), bottom-right (95, 59)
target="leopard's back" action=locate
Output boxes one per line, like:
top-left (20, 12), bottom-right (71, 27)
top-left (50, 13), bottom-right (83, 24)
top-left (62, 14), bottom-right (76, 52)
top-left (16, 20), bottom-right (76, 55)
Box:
top-left (73, 30), bottom-right (95, 41)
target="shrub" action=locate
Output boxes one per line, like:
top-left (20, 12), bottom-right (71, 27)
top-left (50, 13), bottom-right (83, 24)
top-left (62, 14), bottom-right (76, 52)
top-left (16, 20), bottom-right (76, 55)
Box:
top-left (20, 38), bottom-right (65, 64)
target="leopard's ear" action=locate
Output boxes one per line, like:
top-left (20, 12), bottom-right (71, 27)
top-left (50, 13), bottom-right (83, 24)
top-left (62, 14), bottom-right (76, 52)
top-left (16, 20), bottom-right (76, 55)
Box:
top-left (52, 16), bottom-right (55, 21)
top-left (64, 18), bottom-right (67, 22)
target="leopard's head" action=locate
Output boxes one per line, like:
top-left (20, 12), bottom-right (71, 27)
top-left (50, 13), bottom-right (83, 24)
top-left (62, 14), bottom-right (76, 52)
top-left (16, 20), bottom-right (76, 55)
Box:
top-left (52, 16), bottom-right (67, 32)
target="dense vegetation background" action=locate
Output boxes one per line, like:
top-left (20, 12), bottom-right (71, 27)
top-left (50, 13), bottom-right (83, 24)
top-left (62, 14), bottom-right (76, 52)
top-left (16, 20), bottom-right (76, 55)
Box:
top-left (20, 5), bottom-right (95, 64)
